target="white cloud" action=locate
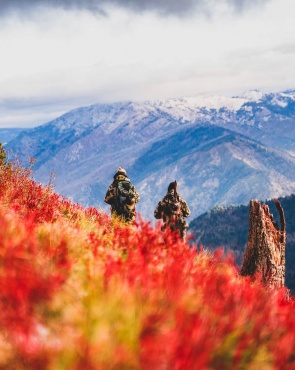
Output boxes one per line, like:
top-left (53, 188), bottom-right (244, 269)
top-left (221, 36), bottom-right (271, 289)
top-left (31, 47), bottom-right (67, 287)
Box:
top-left (0, 0), bottom-right (270, 18)
top-left (0, 0), bottom-right (294, 127)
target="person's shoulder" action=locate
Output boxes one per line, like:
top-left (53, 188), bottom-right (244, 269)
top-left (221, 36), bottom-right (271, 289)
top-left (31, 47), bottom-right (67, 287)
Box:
top-left (179, 196), bottom-right (188, 204)
top-left (129, 181), bottom-right (137, 189)
top-left (161, 194), bottom-right (171, 203)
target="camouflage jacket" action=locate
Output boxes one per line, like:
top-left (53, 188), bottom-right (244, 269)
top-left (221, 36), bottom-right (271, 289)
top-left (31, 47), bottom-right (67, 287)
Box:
top-left (154, 191), bottom-right (190, 229)
top-left (104, 177), bottom-right (140, 222)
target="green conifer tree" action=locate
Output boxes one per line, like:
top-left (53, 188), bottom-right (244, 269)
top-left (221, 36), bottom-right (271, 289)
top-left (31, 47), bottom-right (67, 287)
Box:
top-left (0, 142), bottom-right (9, 168)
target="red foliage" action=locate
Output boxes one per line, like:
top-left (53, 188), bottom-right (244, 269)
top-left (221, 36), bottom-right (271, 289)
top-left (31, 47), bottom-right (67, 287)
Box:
top-left (0, 160), bottom-right (74, 367)
top-left (1, 156), bottom-right (295, 369)
top-left (0, 211), bottom-right (71, 365)
top-left (96, 221), bottom-right (295, 369)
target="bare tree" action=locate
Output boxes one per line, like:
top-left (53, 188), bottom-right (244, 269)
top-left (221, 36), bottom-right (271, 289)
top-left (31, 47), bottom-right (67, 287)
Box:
top-left (241, 199), bottom-right (286, 288)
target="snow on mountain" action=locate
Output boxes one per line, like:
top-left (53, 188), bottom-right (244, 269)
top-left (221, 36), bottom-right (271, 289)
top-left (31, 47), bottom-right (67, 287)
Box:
top-left (150, 95), bottom-right (248, 120)
top-left (240, 89), bottom-right (264, 102)
top-left (5, 89), bottom-right (295, 222)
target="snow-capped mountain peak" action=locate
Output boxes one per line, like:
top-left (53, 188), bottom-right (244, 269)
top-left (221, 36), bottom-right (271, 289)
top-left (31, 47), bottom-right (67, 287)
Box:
top-left (150, 95), bottom-right (248, 112)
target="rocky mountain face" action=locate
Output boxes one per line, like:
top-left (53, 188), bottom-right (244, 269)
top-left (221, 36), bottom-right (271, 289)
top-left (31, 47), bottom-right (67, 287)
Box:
top-left (5, 89), bottom-right (295, 221)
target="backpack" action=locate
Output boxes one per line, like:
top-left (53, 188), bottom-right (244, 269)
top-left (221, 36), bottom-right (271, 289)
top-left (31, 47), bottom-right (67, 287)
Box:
top-left (114, 180), bottom-right (134, 215)
top-left (166, 195), bottom-right (181, 217)
top-left (162, 194), bottom-right (184, 232)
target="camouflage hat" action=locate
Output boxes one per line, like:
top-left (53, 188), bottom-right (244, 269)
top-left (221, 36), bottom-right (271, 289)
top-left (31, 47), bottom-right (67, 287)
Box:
top-left (114, 167), bottom-right (128, 179)
top-left (117, 167), bottom-right (127, 175)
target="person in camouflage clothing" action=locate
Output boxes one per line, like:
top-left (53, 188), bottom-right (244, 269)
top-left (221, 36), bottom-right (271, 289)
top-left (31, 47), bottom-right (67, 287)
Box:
top-left (154, 181), bottom-right (190, 241)
top-left (104, 167), bottom-right (140, 224)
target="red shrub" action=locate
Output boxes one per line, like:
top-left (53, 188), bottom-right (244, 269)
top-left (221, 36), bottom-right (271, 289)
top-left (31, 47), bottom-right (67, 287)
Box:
top-left (0, 210), bottom-right (71, 367)
top-left (1, 155), bottom-right (295, 369)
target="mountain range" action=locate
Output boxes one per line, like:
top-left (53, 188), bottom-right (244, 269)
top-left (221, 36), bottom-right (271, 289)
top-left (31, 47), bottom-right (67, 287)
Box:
top-left (4, 89), bottom-right (295, 221)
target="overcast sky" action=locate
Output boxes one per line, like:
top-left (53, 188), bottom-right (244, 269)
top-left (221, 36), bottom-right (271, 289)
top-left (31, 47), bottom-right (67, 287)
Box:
top-left (0, 0), bottom-right (294, 128)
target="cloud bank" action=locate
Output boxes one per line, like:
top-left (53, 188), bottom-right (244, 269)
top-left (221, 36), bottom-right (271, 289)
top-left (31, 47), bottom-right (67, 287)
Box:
top-left (0, 0), bottom-right (269, 17)
top-left (0, 0), bottom-right (293, 128)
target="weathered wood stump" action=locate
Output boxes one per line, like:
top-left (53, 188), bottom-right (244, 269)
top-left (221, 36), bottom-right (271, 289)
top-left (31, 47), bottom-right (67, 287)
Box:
top-left (240, 199), bottom-right (286, 288)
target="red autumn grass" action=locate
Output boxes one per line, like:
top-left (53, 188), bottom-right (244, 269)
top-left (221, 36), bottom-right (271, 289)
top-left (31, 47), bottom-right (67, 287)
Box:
top-left (0, 153), bottom-right (295, 369)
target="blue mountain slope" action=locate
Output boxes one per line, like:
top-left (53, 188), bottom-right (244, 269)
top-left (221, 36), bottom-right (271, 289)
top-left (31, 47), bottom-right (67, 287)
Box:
top-left (5, 89), bottom-right (295, 220)
top-left (0, 128), bottom-right (27, 145)
top-left (129, 124), bottom-right (295, 219)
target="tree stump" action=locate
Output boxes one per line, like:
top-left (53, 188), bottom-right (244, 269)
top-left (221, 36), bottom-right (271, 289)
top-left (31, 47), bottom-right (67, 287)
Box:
top-left (240, 199), bottom-right (286, 288)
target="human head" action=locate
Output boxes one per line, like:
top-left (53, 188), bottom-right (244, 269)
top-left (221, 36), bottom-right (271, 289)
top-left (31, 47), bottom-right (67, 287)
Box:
top-left (114, 167), bottom-right (128, 180)
top-left (168, 180), bottom-right (178, 193)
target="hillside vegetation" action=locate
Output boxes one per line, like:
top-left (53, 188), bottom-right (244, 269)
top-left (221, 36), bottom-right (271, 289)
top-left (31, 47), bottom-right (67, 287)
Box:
top-left (1, 147), bottom-right (295, 369)
top-left (189, 195), bottom-right (295, 292)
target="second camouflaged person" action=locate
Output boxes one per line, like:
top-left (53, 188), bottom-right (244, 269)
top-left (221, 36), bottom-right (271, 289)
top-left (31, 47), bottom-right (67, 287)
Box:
top-left (154, 181), bottom-right (190, 241)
